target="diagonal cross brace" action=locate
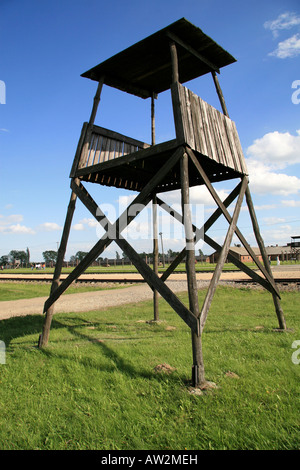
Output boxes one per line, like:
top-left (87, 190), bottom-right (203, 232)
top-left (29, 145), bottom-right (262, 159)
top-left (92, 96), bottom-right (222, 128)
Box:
top-left (43, 146), bottom-right (200, 338)
top-left (199, 175), bottom-right (248, 332)
top-left (186, 147), bottom-right (280, 298)
top-left (157, 182), bottom-right (276, 294)
top-left (157, 180), bottom-right (243, 281)
top-left (72, 180), bottom-right (199, 335)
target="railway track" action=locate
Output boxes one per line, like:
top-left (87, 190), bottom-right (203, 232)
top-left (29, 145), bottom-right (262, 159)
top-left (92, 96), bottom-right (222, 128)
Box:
top-left (0, 275), bottom-right (299, 286)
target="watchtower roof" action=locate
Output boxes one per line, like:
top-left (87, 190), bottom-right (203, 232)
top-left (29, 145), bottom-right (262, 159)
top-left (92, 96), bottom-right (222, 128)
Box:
top-left (81, 18), bottom-right (236, 98)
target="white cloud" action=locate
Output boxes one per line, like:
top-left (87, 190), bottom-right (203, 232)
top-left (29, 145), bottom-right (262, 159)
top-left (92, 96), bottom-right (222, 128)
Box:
top-left (0, 214), bottom-right (23, 226)
top-left (246, 130), bottom-right (300, 168)
top-left (0, 214), bottom-right (35, 234)
top-left (269, 33), bottom-right (300, 58)
top-left (38, 222), bottom-right (62, 231)
top-left (0, 223), bottom-right (35, 234)
top-left (264, 12), bottom-right (300, 38)
top-left (281, 199), bottom-right (300, 207)
top-left (73, 223), bottom-right (85, 231)
top-left (245, 129), bottom-right (300, 196)
top-left (79, 217), bottom-right (99, 228)
top-left (264, 12), bottom-right (300, 58)
top-left (247, 159), bottom-right (300, 195)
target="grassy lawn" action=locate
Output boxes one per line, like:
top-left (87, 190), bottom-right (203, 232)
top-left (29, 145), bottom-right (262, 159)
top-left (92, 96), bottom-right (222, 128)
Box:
top-left (1, 261), bottom-right (259, 275)
top-left (0, 282), bottom-right (130, 302)
top-left (0, 285), bottom-right (299, 450)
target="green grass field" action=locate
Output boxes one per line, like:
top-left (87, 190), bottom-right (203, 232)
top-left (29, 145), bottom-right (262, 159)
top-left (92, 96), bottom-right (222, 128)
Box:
top-left (0, 283), bottom-right (299, 450)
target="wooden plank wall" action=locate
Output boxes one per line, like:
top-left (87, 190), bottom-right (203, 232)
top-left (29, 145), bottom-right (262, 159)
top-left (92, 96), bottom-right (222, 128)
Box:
top-left (78, 125), bottom-right (150, 170)
top-left (171, 83), bottom-right (248, 174)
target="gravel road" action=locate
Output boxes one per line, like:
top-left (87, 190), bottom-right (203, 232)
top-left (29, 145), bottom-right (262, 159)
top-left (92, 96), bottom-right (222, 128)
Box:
top-left (0, 267), bottom-right (298, 321)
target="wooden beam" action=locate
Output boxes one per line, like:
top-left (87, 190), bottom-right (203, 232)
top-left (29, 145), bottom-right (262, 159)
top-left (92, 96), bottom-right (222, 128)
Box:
top-left (151, 93), bottom-right (156, 146)
top-left (152, 195), bottom-right (159, 321)
top-left (79, 78), bottom-right (105, 169)
top-left (39, 186), bottom-right (78, 347)
top-left (180, 152), bottom-right (205, 386)
top-left (199, 176), bottom-right (248, 333)
top-left (169, 41), bottom-right (179, 83)
top-left (211, 71), bottom-right (229, 117)
top-left (166, 31), bottom-right (220, 74)
top-left (186, 147), bottom-right (280, 298)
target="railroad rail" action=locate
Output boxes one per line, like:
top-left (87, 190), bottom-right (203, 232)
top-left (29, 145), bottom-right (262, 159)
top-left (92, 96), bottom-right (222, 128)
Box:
top-left (0, 276), bottom-right (299, 286)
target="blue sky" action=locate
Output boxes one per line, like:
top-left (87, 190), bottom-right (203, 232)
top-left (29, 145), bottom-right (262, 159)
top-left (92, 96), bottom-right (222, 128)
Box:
top-left (1, 0), bottom-right (300, 262)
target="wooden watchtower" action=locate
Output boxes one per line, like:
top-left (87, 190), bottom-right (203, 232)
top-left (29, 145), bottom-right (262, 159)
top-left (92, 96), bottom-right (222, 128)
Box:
top-left (38, 19), bottom-right (286, 388)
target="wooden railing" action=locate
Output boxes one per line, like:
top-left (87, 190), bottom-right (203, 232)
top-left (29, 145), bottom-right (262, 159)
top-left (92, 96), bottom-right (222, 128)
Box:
top-left (171, 83), bottom-right (248, 175)
top-left (77, 124), bottom-right (150, 171)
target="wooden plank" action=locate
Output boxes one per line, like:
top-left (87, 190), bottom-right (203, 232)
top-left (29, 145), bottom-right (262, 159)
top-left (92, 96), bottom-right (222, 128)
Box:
top-left (99, 136), bottom-right (109, 163)
top-left (94, 134), bottom-right (103, 165)
top-left (86, 133), bottom-right (97, 167)
top-left (223, 116), bottom-right (241, 172)
top-left (75, 139), bottom-right (178, 178)
top-left (196, 96), bottom-right (208, 156)
top-left (114, 140), bottom-right (123, 159)
top-left (199, 98), bottom-right (217, 162)
top-left (205, 102), bottom-right (221, 164)
top-left (231, 120), bottom-right (248, 174)
top-left (185, 87), bottom-right (195, 149)
top-left (92, 124), bottom-right (150, 150)
top-left (70, 122), bottom-right (88, 177)
top-left (190, 92), bottom-right (206, 155)
top-left (215, 112), bottom-right (234, 170)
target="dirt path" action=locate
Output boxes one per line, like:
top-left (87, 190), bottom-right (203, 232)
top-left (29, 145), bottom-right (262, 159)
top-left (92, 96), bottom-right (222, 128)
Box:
top-left (0, 267), bottom-right (298, 321)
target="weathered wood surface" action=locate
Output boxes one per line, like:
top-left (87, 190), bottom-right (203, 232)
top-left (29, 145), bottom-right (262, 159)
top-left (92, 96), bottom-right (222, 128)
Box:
top-left (78, 125), bottom-right (150, 170)
top-left (171, 82), bottom-right (247, 174)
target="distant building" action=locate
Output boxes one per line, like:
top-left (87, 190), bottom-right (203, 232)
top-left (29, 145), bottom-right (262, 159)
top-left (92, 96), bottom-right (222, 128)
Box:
top-left (210, 244), bottom-right (296, 263)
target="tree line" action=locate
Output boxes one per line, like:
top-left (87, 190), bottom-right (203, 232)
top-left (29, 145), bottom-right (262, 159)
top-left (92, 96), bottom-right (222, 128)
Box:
top-left (0, 247), bottom-right (207, 267)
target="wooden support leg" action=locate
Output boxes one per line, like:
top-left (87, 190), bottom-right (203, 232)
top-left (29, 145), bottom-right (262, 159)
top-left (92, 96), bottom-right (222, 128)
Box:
top-left (181, 152), bottom-right (205, 387)
top-left (152, 195), bottom-right (159, 321)
top-left (39, 187), bottom-right (77, 348)
top-left (245, 186), bottom-right (287, 330)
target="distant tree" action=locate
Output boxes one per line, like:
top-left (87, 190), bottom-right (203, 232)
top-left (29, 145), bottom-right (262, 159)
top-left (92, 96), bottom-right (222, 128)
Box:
top-left (42, 250), bottom-right (58, 264)
top-left (75, 251), bottom-right (88, 262)
top-left (9, 250), bottom-right (27, 265)
top-left (0, 255), bottom-right (9, 266)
